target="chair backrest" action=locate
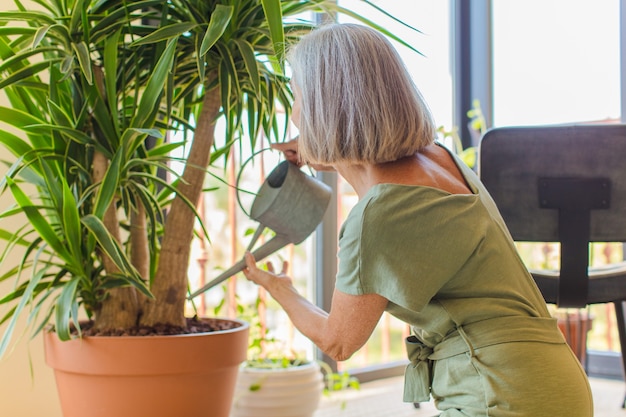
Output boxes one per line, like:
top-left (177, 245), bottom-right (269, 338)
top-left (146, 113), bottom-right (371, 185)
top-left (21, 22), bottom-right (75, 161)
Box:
top-left (479, 124), bottom-right (626, 307)
top-left (480, 124), bottom-right (626, 242)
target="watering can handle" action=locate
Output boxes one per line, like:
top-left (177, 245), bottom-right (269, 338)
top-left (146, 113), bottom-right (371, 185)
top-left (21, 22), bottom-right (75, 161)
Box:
top-left (187, 234), bottom-right (291, 299)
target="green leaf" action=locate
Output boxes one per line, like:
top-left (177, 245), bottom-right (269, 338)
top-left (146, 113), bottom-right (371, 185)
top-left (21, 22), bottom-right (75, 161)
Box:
top-left (72, 41), bottom-right (93, 85)
top-left (0, 280), bottom-right (52, 304)
top-left (235, 39), bottom-right (261, 96)
top-left (0, 26), bottom-right (36, 38)
top-left (90, 0), bottom-right (164, 39)
top-left (81, 215), bottom-right (137, 280)
top-left (132, 23), bottom-right (197, 46)
top-left (145, 141), bottom-right (185, 158)
top-left (260, 0), bottom-right (284, 69)
top-left (0, 46), bottom-right (61, 75)
top-left (361, 0), bottom-right (423, 34)
top-left (47, 99), bottom-right (73, 128)
top-left (103, 274), bottom-right (152, 299)
top-left (0, 11), bottom-right (57, 26)
top-left (130, 37), bottom-right (178, 129)
top-left (0, 229), bottom-right (31, 249)
top-left (199, 5), bottom-right (234, 57)
top-left (6, 178), bottom-right (73, 264)
top-left (0, 129), bottom-right (33, 157)
top-left (93, 148), bottom-right (123, 219)
top-left (0, 59), bottom-right (58, 90)
top-left (54, 276), bottom-right (80, 341)
top-left (321, 3), bottom-right (424, 56)
top-left (69, 0), bottom-right (86, 38)
top-left (129, 128), bottom-right (163, 139)
top-left (32, 25), bottom-right (52, 49)
top-left (103, 28), bottom-right (122, 135)
top-left (38, 155), bottom-right (63, 217)
top-left (0, 268), bottom-right (47, 357)
top-left (61, 178), bottom-right (82, 262)
top-left (218, 59), bottom-right (232, 138)
top-left (209, 138), bottom-right (237, 164)
top-left (23, 124), bottom-right (94, 147)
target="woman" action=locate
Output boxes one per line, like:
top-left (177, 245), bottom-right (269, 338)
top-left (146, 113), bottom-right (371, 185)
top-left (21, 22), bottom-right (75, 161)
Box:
top-left (243, 23), bottom-right (593, 416)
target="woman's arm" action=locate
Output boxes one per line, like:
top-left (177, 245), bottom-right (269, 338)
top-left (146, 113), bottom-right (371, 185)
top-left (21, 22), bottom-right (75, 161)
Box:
top-left (243, 252), bottom-right (387, 361)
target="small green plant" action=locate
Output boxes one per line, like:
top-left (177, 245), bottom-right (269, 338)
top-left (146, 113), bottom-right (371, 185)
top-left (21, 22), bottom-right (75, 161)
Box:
top-left (245, 356), bottom-right (309, 369)
top-left (437, 125), bottom-right (477, 169)
top-left (318, 361), bottom-right (360, 410)
top-left (437, 99), bottom-right (488, 170)
top-left (318, 361), bottom-right (360, 394)
top-left (467, 99), bottom-right (487, 137)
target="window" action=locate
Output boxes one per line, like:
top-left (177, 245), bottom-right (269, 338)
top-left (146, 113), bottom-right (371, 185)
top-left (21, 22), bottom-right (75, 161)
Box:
top-left (492, 0), bottom-right (621, 126)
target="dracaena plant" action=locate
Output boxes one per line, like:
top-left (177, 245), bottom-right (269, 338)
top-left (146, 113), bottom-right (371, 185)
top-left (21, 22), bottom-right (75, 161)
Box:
top-left (0, 0), bottom-right (420, 356)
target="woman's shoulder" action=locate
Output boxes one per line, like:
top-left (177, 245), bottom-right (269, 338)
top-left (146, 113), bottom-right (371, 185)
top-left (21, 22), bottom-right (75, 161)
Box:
top-left (347, 183), bottom-right (482, 242)
top-left (347, 184), bottom-right (441, 226)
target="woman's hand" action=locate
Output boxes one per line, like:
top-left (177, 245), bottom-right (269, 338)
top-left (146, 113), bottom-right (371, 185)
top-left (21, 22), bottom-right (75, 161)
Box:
top-left (271, 138), bottom-right (335, 172)
top-left (271, 139), bottom-right (303, 167)
top-left (242, 252), bottom-right (292, 292)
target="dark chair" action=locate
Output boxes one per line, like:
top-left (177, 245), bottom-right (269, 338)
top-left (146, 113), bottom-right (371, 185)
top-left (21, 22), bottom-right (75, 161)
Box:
top-left (479, 124), bottom-right (626, 407)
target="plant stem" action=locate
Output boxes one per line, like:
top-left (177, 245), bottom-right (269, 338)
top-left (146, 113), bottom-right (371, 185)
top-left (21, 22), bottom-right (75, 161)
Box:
top-left (140, 85), bottom-right (222, 327)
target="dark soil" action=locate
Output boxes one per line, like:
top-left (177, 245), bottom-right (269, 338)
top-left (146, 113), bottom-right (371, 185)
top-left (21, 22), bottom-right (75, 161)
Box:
top-left (73, 316), bottom-right (241, 337)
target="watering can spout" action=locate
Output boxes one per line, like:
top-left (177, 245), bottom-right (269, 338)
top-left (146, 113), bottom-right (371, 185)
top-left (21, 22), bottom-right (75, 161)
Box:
top-left (187, 161), bottom-right (332, 300)
top-left (187, 235), bottom-right (290, 299)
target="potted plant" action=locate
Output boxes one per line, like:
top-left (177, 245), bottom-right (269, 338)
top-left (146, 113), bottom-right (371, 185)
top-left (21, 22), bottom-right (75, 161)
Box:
top-left (0, 2), bottom-right (256, 416)
top-left (231, 307), bottom-right (359, 417)
top-left (233, 355), bottom-right (362, 416)
top-left (0, 1), bottom-right (419, 416)
top-left (232, 355), bottom-right (325, 417)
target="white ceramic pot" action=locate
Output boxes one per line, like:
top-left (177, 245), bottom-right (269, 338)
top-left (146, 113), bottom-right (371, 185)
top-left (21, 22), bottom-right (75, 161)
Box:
top-left (231, 361), bottom-right (323, 417)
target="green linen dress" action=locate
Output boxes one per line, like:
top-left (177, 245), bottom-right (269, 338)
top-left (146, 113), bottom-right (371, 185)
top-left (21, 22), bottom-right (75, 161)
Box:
top-left (335, 145), bottom-right (593, 416)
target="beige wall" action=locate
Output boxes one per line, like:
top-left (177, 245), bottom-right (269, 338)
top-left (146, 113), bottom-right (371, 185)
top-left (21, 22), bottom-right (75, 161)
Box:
top-left (0, 1), bottom-right (62, 415)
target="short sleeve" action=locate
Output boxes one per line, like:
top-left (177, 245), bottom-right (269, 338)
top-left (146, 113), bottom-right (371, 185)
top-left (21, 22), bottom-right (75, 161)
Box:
top-left (335, 185), bottom-right (486, 314)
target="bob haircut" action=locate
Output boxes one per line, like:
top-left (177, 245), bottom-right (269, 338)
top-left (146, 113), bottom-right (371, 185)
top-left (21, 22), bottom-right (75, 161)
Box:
top-left (287, 23), bottom-right (436, 165)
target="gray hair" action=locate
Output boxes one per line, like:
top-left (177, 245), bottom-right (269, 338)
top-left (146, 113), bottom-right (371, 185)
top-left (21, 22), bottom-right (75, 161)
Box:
top-left (287, 23), bottom-right (436, 165)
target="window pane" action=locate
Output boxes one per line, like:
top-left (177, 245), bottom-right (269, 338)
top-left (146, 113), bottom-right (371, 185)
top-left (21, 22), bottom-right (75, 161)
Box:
top-left (492, 0), bottom-right (621, 126)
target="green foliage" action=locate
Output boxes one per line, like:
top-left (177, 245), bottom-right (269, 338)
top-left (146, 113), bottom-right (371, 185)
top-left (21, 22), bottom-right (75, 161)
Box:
top-left (318, 360), bottom-right (360, 410)
top-left (467, 99), bottom-right (487, 135)
top-left (0, 0), bottom-right (423, 359)
top-left (0, 1), bottom-right (182, 351)
top-left (245, 356), bottom-right (309, 370)
top-left (436, 99), bottom-right (488, 170)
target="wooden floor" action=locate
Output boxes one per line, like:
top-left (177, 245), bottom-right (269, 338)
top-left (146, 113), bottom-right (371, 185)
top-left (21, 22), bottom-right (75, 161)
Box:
top-left (314, 375), bottom-right (626, 417)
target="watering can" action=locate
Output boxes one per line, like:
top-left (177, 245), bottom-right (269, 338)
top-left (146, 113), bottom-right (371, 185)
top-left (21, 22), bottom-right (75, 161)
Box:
top-left (188, 161), bottom-right (332, 299)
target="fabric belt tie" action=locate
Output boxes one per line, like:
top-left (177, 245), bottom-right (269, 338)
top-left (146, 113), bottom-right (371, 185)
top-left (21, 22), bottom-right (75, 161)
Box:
top-left (403, 335), bottom-right (433, 402)
top-left (403, 315), bottom-right (565, 403)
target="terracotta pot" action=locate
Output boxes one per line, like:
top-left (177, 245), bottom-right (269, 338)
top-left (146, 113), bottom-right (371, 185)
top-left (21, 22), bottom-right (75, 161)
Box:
top-left (44, 318), bottom-right (249, 417)
top-left (231, 361), bottom-right (323, 417)
top-left (556, 311), bottom-right (593, 364)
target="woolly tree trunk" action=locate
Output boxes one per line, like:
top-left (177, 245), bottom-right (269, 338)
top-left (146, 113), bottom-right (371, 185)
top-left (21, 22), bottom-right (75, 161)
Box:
top-left (130, 203), bottom-right (150, 282)
top-left (90, 66), bottom-right (142, 330)
top-left (91, 150), bottom-right (140, 329)
top-left (140, 85), bottom-right (222, 327)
